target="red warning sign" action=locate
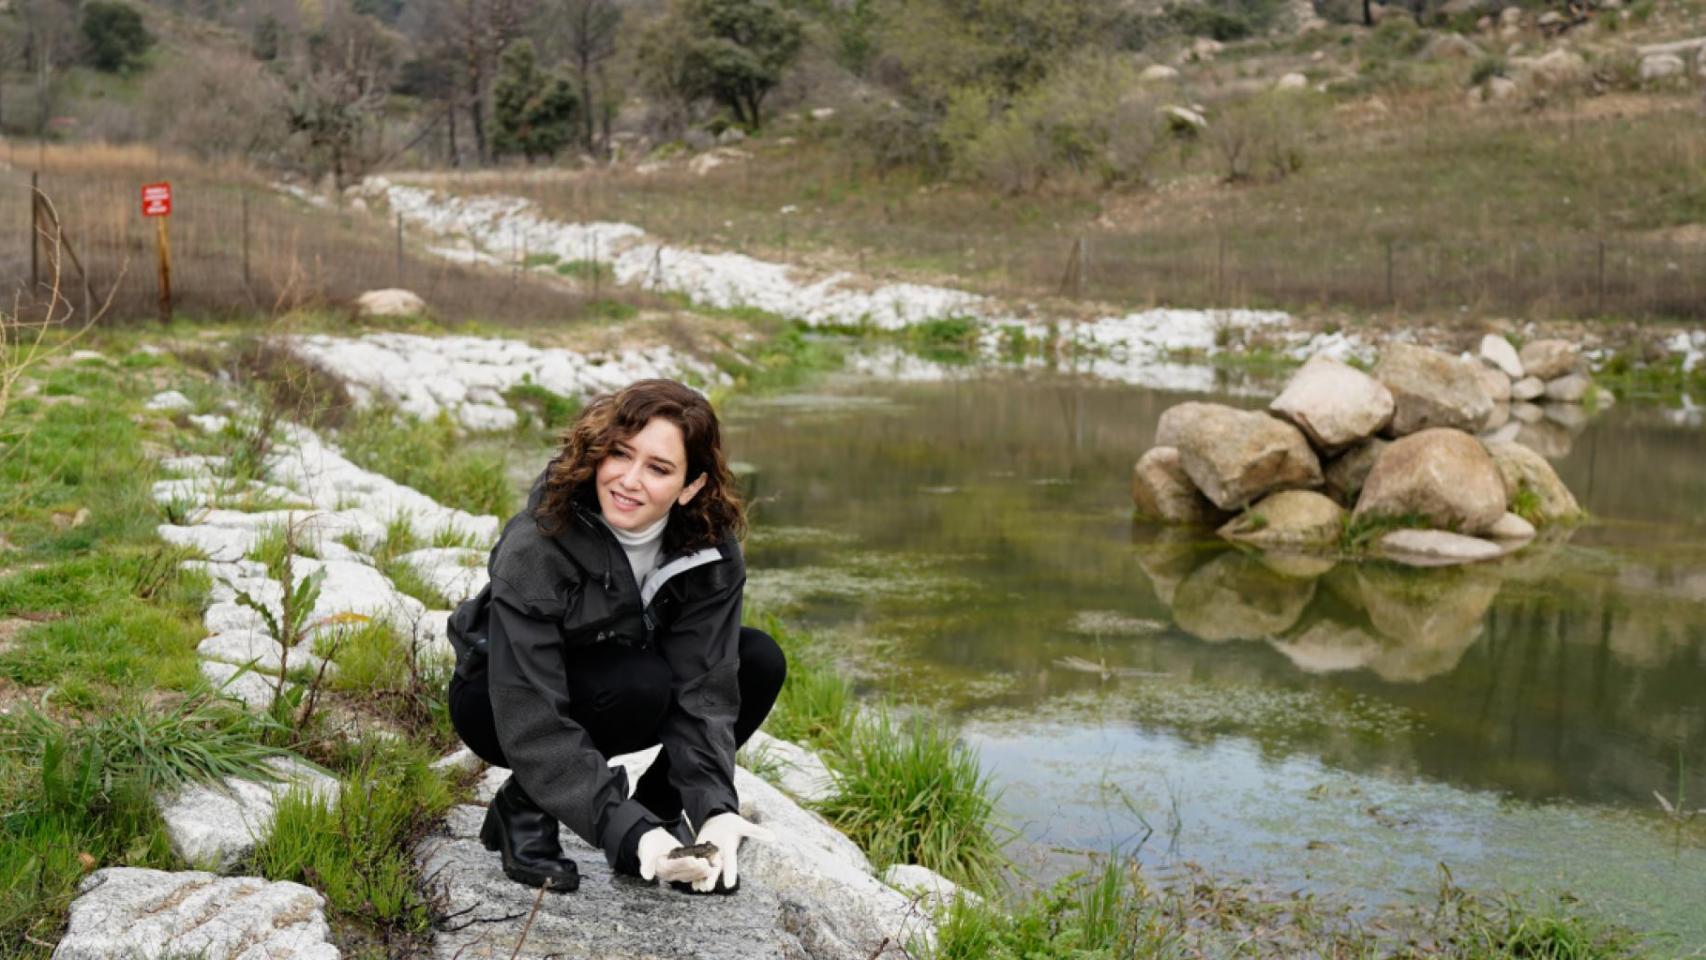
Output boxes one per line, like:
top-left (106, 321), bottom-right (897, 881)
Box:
top-left (142, 182), bottom-right (172, 217)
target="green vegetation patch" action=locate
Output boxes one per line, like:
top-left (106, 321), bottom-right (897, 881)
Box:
top-left (334, 407), bottom-right (517, 518)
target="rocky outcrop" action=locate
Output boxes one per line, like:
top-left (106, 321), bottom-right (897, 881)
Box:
top-left (55, 869), bottom-right (339, 960)
top-left (1484, 441), bottom-right (1582, 523)
top-left (1218, 490), bottom-right (1345, 550)
top-left (1131, 447), bottom-right (1226, 524)
top-left (1373, 343), bottom-right (1494, 435)
top-left (1268, 355), bottom-right (1394, 450)
top-left (1352, 428), bottom-right (1506, 535)
top-left (1155, 403), bottom-right (1322, 510)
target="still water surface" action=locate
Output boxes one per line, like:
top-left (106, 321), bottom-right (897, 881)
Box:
top-left (724, 369), bottom-right (1706, 949)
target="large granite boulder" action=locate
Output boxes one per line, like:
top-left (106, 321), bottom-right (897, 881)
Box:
top-left (1131, 447), bottom-right (1225, 524)
top-left (1155, 403), bottom-right (1322, 510)
top-left (1170, 552), bottom-right (1316, 642)
top-left (1323, 438), bottom-right (1388, 506)
top-left (1479, 367), bottom-right (1512, 403)
top-left (1484, 440), bottom-right (1582, 523)
top-left (55, 869), bottom-right (338, 960)
top-left (1373, 343), bottom-right (1495, 435)
top-left (1217, 490), bottom-right (1345, 550)
top-left (1267, 356), bottom-right (1395, 450)
top-left (1352, 428), bottom-right (1506, 535)
top-left (1517, 339), bottom-right (1579, 380)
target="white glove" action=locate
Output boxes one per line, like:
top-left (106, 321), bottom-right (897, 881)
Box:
top-left (637, 828), bottom-right (716, 885)
top-left (690, 812), bottom-right (774, 893)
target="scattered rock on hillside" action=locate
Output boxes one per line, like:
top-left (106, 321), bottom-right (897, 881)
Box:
top-left (1376, 529), bottom-right (1505, 566)
top-left (1156, 403), bottom-right (1323, 510)
top-left (1275, 72), bottom-right (1309, 91)
top-left (1480, 334), bottom-right (1524, 378)
top-left (1324, 438), bottom-right (1388, 505)
top-left (1140, 64), bottom-right (1180, 82)
top-left (1544, 373), bottom-right (1591, 403)
top-left (1162, 105), bottom-right (1208, 132)
top-left (1641, 53), bottom-right (1686, 80)
top-left (1268, 355), bottom-right (1395, 451)
top-left (1485, 441), bottom-right (1582, 522)
top-left (145, 389), bottom-right (194, 412)
top-left (1218, 490), bottom-right (1345, 550)
top-left (356, 288), bottom-right (427, 318)
top-left (1131, 447), bottom-right (1227, 524)
top-left (1422, 33), bottom-right (1484, 60)
top-left (1373, 343), bottom-right (1495, 435)
top-left (55, 869), bottom-right (338, 960)
top-left (1518, 339), bottom-right (1580, 380)
top-left (1353, 428), bottom-right (1507, 535)
top-left (1513, 48), bottom-right (1588, 86)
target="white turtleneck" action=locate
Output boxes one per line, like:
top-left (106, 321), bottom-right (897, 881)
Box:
top-left (601, 513), bottom-right (669, 586)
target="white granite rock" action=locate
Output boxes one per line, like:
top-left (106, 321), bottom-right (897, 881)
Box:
top-left (200, 660), bottom-right (289, 710)
top-left (1487, 512), bottom-right (1537, 540)
top-left (1479, 334), bottom-right (1524, 378)
top-left (55, 868), bottom-right (339, 960)
top-left (156, 757), bottom-right (338, 871)
top-left (396, 547), bottom-right (490, 605)
top-left (432, 746), bottom-right (482, 774)
top-left (882, 863), bottom-right (980, 910)
top-left (145, 390), bottom-right (194, 412)
top-left (746, 730), bottom-right (838, 803)
top-left (1376, 529), bottom-right (1505, 566)
top-left (1511, 376), bottom-right (1545, 401)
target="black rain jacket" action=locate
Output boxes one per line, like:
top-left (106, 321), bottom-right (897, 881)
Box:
top-left (446, 469), bottom-right (745, 872)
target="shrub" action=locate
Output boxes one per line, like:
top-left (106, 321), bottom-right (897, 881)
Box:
top-left (81, 1), bottom-right (153, 73)
top-left (1470, 54), bottom-right (1508, 86)
top-left (1206, 92), bottom-right (1318, 182)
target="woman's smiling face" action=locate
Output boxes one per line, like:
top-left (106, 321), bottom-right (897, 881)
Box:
top-left (596, 417), bottom-right (706, 531)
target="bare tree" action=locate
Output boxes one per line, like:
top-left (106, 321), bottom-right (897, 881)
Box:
top-left (145, 48), bottom-right (291, 161)
top-left (284, 0), bottom-right (397, 187)
top-left (546, 0), bottom-right (621, 154)
top-left (11, 0), bottom-right (78, 135)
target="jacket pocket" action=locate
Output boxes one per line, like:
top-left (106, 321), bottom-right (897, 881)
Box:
top-left (561, 580), bottom-right (640, 647)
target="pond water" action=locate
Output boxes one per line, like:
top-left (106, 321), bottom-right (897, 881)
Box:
top-left (723, 367), bottom-right (1706, 951)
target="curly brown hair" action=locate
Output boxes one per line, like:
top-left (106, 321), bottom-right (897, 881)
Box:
top-left (535, 379), bottom-right (745, 551)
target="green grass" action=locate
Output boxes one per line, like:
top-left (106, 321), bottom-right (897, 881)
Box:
top-left (1339, 509), bottom-right (1433, 555)
top-left (708, 324), bottom-right (846, 399)
top-left (251, 742), bottom-right (453, 942)
top-left (503, 381), bottom-right (582, 433)
top-left (554, 258), bottom-right (614, 282)
top-left (929, 858), bottom-right (1175, 959)
top-left (813, 707), bottom-right (1006, 893)
top-left (334, 407), bottom-right (516, 518)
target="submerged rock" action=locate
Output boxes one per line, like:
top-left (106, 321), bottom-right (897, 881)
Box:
top-left (1130, 447), bottom-right (1225, 524)
top-left (1267, 355), bottom-right (1395, 450)
top-left (1218, 490), bottom-right (1345, 550)
top-left (1171, 552), bottom-right (1316, 642)
top-left (1484, 440), bottom-right (1581, 523)
top-left (1352, 428), bottom-right (1506, 535)
top-left (56, 868), bottom-right (338, 960)
top-left (1373, 343), bottom-right (1495, 435)
top-left (1155, 403), bottom-right (1322, 510)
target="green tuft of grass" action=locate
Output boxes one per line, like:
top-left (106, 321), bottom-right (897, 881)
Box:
top-left (1509, 485), bottom-right (1545, 527)
top-left (1339, 510), bottom-right (1432, 555)
top-left (504, 381), bottom-right (582, 433)
top-left (813, 707), bottom-right (1005, 893)
top-left (251, 744), bottom-right (452, 934)
top-left (929, 857), bottom-right (1174, 959)
top-left (554, 258), bottom-right (613, 281)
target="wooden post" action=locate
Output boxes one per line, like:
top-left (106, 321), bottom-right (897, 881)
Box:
top-left (395, 212), bottom-right (404, 286)
top-left (592, 235), bottom-right (601, 302)
top-left (1596, 239), bottom-right (1605, 316)
top-left (1216, 236), bottom-right (1226, 305)
top-left (156, 215), bottom-right (173, 325)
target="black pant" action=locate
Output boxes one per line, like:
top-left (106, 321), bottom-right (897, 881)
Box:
top-left (448, 626), bottom-right (786, 818)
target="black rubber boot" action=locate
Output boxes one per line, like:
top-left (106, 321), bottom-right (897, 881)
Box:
top-left (480, 776), bottom-right (581, 892)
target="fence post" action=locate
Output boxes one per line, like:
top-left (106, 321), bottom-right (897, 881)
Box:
top-left (1385, 240), bottom-right (1395, 308)
top-left (1076, 235), bottom-right (1088, 299)
top-left (592, 235), bottom-right (601, 302)
top-left (1596, 239), bottom-right (1605, 317)
top-left (29, 171), bottom-right (38, 296)
top-left (1216, 235), bottom-right (1226, 306)
top-left (241, 191), bottom-right (251, 293)
top-left (395, 212), bottom-right (404, 287)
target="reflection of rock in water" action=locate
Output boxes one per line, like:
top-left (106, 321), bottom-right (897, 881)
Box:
top-left (1515, 420), bottom-right (1573, 458)
top-left (1171, 551), bottom-right (1315, 642)
top-left (1356, 565), bottom-right (1499, 682)
top-left (1132, 525), bottom-right (1212, 607)
top-left (1271, 619), bottom-right (1385, 674)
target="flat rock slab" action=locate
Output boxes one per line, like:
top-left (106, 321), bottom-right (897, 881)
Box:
top-left (1376, 529), bottom-right (1505, 566)
top-left (421, 805), bottom-right (821, 960)
top-left (746, 730), bottom-right (837, 803)
top-left (55, 867), bottom-right (338, 960)
top-left (156, 757), bottom-right (338, 872)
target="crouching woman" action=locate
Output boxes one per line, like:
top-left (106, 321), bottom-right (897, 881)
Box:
top-left (446, 379), bottom-right (784, 894)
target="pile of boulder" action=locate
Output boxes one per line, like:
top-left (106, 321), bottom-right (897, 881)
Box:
top-left (1132, 338), bottom-right (1585, 566)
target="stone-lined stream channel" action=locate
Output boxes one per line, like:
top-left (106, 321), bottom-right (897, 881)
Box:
top-left (715, 366), bottom-right (1706, 950)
